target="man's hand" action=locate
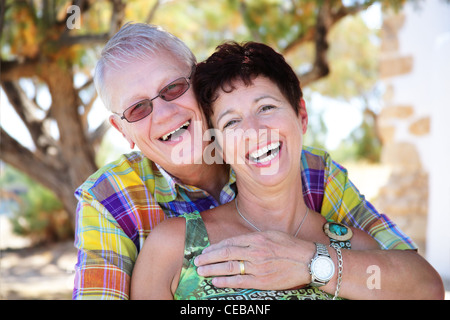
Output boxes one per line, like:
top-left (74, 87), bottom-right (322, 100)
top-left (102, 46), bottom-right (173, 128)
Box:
top-left (194, 230), bottom-right (315, 290)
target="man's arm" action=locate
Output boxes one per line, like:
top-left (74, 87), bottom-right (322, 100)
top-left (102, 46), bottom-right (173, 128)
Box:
top-left (73, 152), bottom-right (167, 300)
top-left (73, 197), bottom-right (137, 300)
top-left (317, 148), bottom-right (416, 250)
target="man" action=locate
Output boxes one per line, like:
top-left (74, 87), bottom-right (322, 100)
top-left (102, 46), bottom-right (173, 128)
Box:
top-left (73, 23), bottom-right (443, 299)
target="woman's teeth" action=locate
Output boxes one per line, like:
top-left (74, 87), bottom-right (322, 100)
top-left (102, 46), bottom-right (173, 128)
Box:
top-left (249, 142), bottom-right (281, 163)
top-left (160, 121), bottom-right (190, 141)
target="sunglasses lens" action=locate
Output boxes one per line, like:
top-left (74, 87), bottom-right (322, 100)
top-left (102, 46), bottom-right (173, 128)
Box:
top-left (125, 100), bottom-right (153, 122)
top-left (122, 76), bottom-right (191, 122)
top-left (160, 79), bottom-right (189, 101)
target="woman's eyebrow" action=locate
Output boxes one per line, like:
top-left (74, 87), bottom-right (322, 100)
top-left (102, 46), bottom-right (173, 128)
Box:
top-left (215, 94), bottom-right (283, 124)
top-left (254, 94), bottom-right (282, 103)
top-left (216, 108), bottom-right (236, 125)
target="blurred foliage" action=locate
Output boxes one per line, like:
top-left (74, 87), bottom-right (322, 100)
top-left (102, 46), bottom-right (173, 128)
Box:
top-left (0, 163), bottom-right (72, 244)
top-left (332, 107), bottom-right (382, 163)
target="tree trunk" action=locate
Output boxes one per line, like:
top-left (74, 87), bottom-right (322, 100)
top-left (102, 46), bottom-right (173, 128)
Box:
top-left (41, 62), bottom-right (98, 228)
top-left (1, 61), bottom-right (98, 232)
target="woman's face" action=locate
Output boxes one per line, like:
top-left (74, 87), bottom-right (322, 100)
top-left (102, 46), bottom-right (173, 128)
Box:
top-left (210, 76), bottom-right (308, 187)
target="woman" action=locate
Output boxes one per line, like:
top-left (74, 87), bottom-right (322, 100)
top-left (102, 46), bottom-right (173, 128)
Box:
top-left (130, 41), bottom-right (382, 300)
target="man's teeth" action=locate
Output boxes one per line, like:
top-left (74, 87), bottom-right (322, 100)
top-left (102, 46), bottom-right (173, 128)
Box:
top-left (161, 121), bottom-right (190, 141)
top-left (249, 142), bottom-right (281, 163)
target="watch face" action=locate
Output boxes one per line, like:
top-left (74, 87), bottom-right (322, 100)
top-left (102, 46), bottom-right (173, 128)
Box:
top-left (311, 257), bottom-right (335, 281)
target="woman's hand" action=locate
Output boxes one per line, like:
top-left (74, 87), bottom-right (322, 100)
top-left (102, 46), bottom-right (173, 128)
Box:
top-left (194, 230), bottom-right (316, 290)
top-left (194, 230), bottom-right (445, 299)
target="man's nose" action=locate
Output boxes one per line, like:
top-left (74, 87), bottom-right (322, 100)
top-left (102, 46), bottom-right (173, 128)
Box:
top-left (150, 98), bottom-right (180, 124)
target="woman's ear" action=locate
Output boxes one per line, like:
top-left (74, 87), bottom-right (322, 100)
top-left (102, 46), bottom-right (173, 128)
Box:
top-left (298, 99), bottom-right (308, 135)
top-left (109, 115), bottom-right (135, 149)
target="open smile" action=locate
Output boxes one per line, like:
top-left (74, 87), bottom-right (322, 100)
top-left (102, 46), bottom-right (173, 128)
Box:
top-left (246, 141), bottom-right (282, 164)
top-left (159, 120), bottom-right (191, 142)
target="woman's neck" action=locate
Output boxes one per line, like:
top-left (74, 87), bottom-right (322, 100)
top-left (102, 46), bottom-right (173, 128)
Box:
top-left (234, 171), bottom-right (307, 234)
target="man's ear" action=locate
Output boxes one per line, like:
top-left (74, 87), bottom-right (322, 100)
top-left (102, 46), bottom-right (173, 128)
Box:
top-left (298, 99), bottom-right (308, 135)
top-left (109, 115), bottom-right (135, 149)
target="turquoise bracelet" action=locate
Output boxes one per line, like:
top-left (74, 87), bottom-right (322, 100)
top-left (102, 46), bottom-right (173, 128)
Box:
top-left (323, 220), bottom-right (353, 249)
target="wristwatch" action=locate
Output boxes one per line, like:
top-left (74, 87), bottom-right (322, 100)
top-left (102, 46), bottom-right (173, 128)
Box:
top-left (308, 243), bottom-right (335, 287)
top-left (323, 220), bottom-right (353, 249)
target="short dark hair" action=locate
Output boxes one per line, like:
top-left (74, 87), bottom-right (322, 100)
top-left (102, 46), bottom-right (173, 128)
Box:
top-left (193, 41), bottom-right (303, 127)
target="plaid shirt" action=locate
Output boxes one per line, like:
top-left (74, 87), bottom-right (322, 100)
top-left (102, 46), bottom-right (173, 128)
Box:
top-left (73, 146), bottom-right (416, 300)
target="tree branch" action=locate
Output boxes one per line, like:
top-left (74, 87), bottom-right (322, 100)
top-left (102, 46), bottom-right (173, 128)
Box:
top-left (282, 27), bottom-right (315, 57)
top-left (284, 0), bottom-right (376, 86)
top-left (1, 58), bottom-right (40, 82)
top-left (0, 128), bottom-right (66, 192)
top-left (239, 0), bottom-right (262, 42)
top-left (2, 81), bottom-right (44, 146)
top-left (79, 87), bottom-right (98, 132)
top-left (76, 77), bottom-right (94, 92)
top-left (0, 0), bottom-right (8, 39)
top-left (297, 0), bottom-right (333, 86)
top-left (89, 119), bottom-right (110, 147)
top-left (1, 80), bottom-right (64, 170)
top-left (108, 0), bottom-right (126, 37)
top-left (58, 33), bottom-right (110, 47)
top-left (145, 0), bottom-right (160, 23)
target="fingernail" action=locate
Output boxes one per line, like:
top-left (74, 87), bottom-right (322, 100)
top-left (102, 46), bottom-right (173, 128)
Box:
top-left (202, 246), bottom-right (211, 253)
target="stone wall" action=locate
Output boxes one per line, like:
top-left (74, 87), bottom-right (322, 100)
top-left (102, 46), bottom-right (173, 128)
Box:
top-left (374, 0), bottom-right (450, 288)
top-left (376, 10), bottom-right (430, 253)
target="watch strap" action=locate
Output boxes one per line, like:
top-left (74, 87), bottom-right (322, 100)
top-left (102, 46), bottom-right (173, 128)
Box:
top-left (309, 243), bottom-right (334, 287)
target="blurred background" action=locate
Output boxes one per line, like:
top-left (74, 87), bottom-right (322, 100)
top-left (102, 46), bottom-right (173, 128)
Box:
top-left (1, 0), bottom-right (449, 300)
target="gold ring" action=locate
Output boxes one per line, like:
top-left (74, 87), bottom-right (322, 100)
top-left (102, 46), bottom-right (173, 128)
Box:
top-left (239, 260), bottom-right (245, 275)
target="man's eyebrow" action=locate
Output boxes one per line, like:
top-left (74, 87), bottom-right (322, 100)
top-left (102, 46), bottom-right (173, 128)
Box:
top-left (123, 95), bottom-right (146, 108)
top-left (120, 72), bottom-right (177, 109)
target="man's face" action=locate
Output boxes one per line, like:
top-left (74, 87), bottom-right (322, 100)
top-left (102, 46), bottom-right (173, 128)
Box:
top-left (106, 51), bottom-right (209, 176)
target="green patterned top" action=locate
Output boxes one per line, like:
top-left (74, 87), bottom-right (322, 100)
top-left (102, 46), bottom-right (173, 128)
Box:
top-left (174, 211), bottom-right (343, 300)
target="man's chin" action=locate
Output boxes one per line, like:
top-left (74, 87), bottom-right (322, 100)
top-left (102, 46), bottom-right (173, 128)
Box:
top-left (168, 142), bottom-right (205, 166)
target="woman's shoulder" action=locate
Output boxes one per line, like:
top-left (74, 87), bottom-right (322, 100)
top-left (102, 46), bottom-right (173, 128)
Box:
top-left (146, 216), bottom-right (187, 248)
top-left (131, 216), bottom-right (187, 299)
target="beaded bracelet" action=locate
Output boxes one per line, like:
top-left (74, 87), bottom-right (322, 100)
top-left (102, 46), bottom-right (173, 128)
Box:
top-left (330, 243), bottom-right (343, 300)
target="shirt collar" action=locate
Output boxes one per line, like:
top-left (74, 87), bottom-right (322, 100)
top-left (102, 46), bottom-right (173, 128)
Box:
top-left (153, 163), bottom-right (236, 204)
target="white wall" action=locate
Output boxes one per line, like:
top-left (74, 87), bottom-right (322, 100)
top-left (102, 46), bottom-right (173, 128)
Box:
top-left (393, 0), bottom-right (450, 279)
top-left (427, 31), bottom-right (450, 281)
top-left (394, 0), bottom-right (450, 281)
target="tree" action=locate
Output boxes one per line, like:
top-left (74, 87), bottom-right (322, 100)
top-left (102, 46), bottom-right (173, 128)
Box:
top-left (309, 13), bottom-right (383, 161)
top-left (1, 0), bottom-right (133, 231)
top-left (0, 0), bottom-right (408, 231)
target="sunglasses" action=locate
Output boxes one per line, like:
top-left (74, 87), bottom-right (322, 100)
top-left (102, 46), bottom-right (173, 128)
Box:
top-left (114, 65), bottom-right (195, 123)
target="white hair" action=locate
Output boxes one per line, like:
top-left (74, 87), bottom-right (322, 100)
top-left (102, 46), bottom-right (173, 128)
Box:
top-left (94, 22), bottom-right (197, 110)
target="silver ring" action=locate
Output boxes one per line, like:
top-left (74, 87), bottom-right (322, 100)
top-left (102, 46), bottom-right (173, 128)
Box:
top-left (239, 260), bottom-right (245, 275)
